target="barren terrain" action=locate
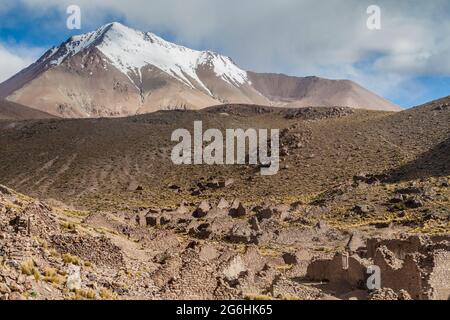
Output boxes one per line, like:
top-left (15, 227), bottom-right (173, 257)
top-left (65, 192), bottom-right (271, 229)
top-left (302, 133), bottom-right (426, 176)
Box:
top-left (0, 97), bottom-right (449, 300)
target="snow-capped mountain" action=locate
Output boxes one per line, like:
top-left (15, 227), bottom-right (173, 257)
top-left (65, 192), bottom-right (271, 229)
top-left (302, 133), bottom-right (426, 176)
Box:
top-left (0, 22), bottom-right (400, 118)
top-left (47, 23), bottom-right (249, 92)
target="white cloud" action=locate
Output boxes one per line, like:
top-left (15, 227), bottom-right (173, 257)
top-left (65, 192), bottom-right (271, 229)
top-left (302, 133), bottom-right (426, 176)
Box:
top-left (0, 43), bottom-right (42, 82)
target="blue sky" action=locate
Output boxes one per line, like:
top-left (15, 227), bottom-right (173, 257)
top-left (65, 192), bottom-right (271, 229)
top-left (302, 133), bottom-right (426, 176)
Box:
top-left (1, 0), bottom-right (449, 109)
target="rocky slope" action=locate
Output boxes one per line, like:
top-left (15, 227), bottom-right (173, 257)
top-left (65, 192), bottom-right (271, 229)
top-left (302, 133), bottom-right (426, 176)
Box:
top-left (0, 22), bottom-right (399, 118)
top-left (0, 100), bottom-right (57, 120)
top-left (0, 97), bottom-right (448, 300)
top-left (1, 171), bottom-right (448, 300)
top-left (0, 97), bottom-right (446, 211)
top-left (248, 72), bottom-right (400, 111)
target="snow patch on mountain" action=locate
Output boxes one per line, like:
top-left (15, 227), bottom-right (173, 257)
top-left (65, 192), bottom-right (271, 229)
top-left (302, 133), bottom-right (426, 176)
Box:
top-left (47, 24), bottom-right (111, 67)
top-left (198, 52), bottom-right (249, 86)
top-left (44, 22), bottom-right (249, 95)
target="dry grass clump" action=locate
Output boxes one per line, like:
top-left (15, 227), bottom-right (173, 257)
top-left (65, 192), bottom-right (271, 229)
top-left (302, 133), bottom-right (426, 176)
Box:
top-left (73, 288), bottom-right (97, 300)
top-left (61, 222), bottom-right (77, 231)
top-left (62, 253), bottom-right (82, 265)
top-left (43, 267), bottom-right (65, 285)
top-left (21, 259), bottom-right (40, 280)
top-left (99, 288), bottom-right (116, 300)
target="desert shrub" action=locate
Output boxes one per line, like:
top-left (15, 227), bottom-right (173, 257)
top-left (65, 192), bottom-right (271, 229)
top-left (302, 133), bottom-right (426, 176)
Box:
top-left (62, 253), bottom-right (81, 265)
top-left (43, 267), bottom-right (65, 285)
top-left (74, 288), bottom-right (97, 300)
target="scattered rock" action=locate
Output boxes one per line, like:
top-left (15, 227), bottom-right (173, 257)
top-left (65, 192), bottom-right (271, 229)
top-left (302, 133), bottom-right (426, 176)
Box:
top-left (8, 292), bottom-right (24, 300)
top-left (397, 186), bottom-right (423, 195)
top-left (228, 222), bottom-right (255, 244)
top-left (314, 220), bottom-right (329, 233)
top-left (405, 198), bottom-right (423, 209)
top-left (353, 204), bottom-right (373, 215)
top-left (198, 245), bottom-right (219, 262)
top-left (217, 198), bottom-right (230, 210)
top-left (168, 184), bottom-right (181, 192)
top-left (282, 252), bottom-right (298, 265)
top-left (127, 181), bottom-right (143, 192)
top-left (229, 200), bottom-right (247, 218)
top-left (439, 179), bottom-right (449, 187)
top-left (353, 173), bottom-right (381, 185)
top-left (433, 104), bottom-right (449, 111)
top-left (256, 207), bottom-right (274, 220)
top-left (369, 288), bottom-right (413, 300)
top-left (224, 179), bottom-right (235, 188)
top-left (249, 216), bottom-right (261, 232)
top-left (189, 223), bottom-right (212, 239)
top-left (145, 212), bottom-right (160, 227)
top-left (0, 283), bottom-right (11, 295)
top-left (175, 202), bottom-right (189, 215)
top-left (222, 256), bottom-right (247, 285)
top-left (193, 201), bottom-right (211, 218)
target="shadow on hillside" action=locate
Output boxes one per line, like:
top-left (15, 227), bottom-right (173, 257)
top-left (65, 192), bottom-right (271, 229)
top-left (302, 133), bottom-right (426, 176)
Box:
top-left (386, 136), bottom-right (450, 182)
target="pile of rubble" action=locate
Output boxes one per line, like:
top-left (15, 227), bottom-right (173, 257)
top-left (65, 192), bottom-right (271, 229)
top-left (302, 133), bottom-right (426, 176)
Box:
top-left (306, 235), bottom-right (450, 300)
top-left (284, 106), bottom-right (354, 121)
top-left (1, 182), bottom-right (449, 300)
top-left (135, 199), bottom-right (309, 246)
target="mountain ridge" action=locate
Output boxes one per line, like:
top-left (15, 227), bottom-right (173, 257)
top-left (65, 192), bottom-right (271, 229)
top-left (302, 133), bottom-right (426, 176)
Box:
top-left (0, 22), bottom-right (401, 118)
top-left (0, 99), bottom-right (58, 120)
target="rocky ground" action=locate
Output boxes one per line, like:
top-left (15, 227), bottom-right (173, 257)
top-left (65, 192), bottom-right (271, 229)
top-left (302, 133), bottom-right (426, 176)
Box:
top-left (1, 170), bottom-right (448, 300)
top-left (0, 100), bottom-right (449, 300)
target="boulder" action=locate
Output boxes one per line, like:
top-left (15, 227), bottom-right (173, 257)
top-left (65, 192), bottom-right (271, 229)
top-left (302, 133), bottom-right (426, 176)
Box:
top-left (198, 245), bottom-right (220, 262)
top-left (256, 207), bottom-right (274, 220)
top-left (168, 184), bottom-right (181, 191)
top-left (353, 204), bottom-right (372, 215)
top-left (314, 220), bottom-right (329, 233)
top-left (223, 179), bottom-right (235, 188)
top-left (229, 200), bottom-right (247, 218)
top-left (390, 194), bottom-right (406, 203)
top-left (405, 198), bottom-right (423, 209)
top-left (135, 213), bottom-right (146, 227)
top-left (282, 252), bottom-right (298, 265)
top-left (145, 212), bottom-right (160, 227)
top-left (228, 222), bottom-right (255, 244)
top-left (396, 186), bottom-right (423, 195)
top-left (160, 213), bottom-right (172, 225)
top-left (249, 216), bottom-right (261, 232)
top-left (439, 179), bottom-right (449, 187)
top-left (193, 201), bottom-right (211, 218)
top-left (222, 256), bottom-right (247, 284)
top-left (175, 202), bottom-right (189, 215)
top-left (217, 198), bottom-right (230, 210)
top-left (66, 264), bottom-right (82, 290)
top-left (206, 179), bottom-right (221, 189)
top-left (189, 223), bottom-right (212, 239)
top-left (0, 283), bottom-right (11, 295)
top-left (127, 181), bottom-right (143, 192)
top-left (207, 217), bottom-right (236, 238)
